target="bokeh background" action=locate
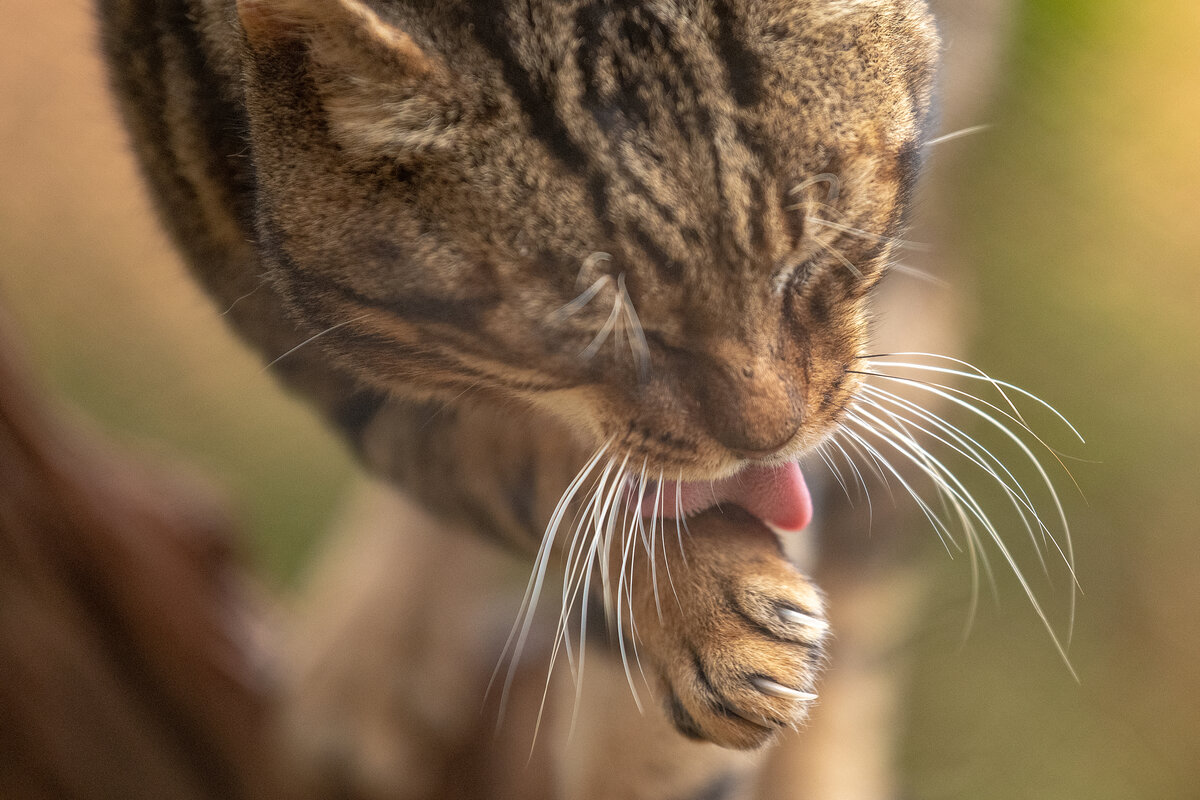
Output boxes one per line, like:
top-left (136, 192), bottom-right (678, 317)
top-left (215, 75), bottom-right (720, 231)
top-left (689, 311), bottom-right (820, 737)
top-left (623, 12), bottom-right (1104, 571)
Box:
top-left (1, 1), bottom-right (1196, 798)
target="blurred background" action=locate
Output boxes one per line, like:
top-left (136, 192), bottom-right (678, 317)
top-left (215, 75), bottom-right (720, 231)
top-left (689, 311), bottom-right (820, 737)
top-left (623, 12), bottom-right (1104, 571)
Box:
top-left (1, 1), bottom-right (1196, 798)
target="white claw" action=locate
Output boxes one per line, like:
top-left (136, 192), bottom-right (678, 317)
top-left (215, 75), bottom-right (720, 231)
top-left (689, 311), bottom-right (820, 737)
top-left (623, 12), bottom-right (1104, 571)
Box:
top-left (779, 607), bottom-right (830, 632)
top-left (751, 676), bottom-right (818, 702)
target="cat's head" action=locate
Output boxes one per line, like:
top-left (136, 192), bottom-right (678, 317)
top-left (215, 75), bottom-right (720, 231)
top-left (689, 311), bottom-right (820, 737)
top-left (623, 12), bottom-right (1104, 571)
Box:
top-left (237, 0), bottom-right (938, 481)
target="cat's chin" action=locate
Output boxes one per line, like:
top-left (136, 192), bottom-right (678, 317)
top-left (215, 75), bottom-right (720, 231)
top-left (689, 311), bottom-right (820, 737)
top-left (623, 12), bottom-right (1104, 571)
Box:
top-left (629, 461), bottom-right (813, 534)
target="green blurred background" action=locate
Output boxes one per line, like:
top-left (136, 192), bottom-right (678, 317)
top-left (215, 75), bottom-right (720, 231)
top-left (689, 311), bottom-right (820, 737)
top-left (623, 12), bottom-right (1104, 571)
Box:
top-left (1, 1), bottom-right (1196, 797)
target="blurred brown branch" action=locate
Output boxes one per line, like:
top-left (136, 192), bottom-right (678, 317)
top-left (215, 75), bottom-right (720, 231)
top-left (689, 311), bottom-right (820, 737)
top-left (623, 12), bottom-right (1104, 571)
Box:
top-left (0, 302), bottom-right (293, 799)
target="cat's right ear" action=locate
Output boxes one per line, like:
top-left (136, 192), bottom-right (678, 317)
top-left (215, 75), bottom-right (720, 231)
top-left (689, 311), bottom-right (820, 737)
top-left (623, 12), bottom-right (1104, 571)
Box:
top-left (236, 0), bottom-right (430, 77)
top-left (236, 0), bottom-right (462, 160)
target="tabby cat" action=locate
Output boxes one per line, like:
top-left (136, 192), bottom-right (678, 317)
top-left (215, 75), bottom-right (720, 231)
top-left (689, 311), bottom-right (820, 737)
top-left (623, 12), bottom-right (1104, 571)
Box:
top-left (98, 0), bottom-right (970, 797)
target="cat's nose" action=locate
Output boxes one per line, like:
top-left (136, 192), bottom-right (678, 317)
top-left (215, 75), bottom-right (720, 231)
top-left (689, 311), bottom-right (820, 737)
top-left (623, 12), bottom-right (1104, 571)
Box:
top-left (694, 354), bottom-right (804, 457)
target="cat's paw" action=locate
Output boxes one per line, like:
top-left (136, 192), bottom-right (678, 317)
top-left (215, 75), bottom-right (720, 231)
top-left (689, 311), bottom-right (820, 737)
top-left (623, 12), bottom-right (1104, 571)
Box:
top-left (633, 508), bottom-right (829, 750)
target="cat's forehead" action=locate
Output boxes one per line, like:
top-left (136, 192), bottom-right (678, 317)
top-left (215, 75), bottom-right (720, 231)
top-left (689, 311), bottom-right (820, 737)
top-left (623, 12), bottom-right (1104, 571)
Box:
top-left (461, 3), bottom-right (930, 259)
top-left (300, 0), bottom-right (937, 305)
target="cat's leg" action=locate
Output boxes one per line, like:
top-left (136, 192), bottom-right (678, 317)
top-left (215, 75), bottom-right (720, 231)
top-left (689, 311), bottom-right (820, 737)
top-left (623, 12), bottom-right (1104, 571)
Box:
top-left (360, 398), bottom-right (834, 746)
top-left (296, 398), bottom-right (838, 795)
top-left (542, 507), bottom-right (833, 799)
top-left (280, 482), bottom-right (768, 800)
top-left (279, 484), bottom-right (768, 796)
top-left (610, 509), bottom-right (832, 752)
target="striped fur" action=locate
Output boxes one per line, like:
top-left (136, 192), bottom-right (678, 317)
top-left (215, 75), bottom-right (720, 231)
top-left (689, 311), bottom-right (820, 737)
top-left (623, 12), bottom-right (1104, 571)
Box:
top-left (98, 0), bottom-right (940, 793)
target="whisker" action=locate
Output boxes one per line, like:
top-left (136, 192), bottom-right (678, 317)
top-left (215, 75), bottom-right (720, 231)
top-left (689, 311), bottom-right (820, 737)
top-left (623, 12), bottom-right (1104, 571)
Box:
top-left (419, 380), bottom-right (482, 430)
top-left (656, 469), bottom-right (684, 613)
top-left (566, 473), bottom-right (609, 738)
top-left (835, 428), bottom-right (896, 506)
top-left (843, 416), bottom-right (990, 611)
top-left (635, 464), bottom-right (665, 622)
top-left (813, 237), bottom-right (864, 279)
top-left (859, 386), bottom-right (1057, 564)
top-left (580, 290), bottom-right (623, 361)
top-left (851, 369), bottom-right (1078, 577)
top-left (855, 405), bottom-right (993, 634)
top-left (617, 273), bottom-right (652, 379)
top-left (260, 314), bottom-right (369, 372)
top-left (889, 261), bottom-right (951, 287)
top-left (807, 215), bottom-right (931, 252)
top-left (591, 457), bottom-right (644, 712)
top-left (596, 455), bottom-right (631, 622)
top-left (674, 471), bottom-right (692, 556)
top-left (488, 441), bottom-right (610, 722)
top-left (219, 282), bottom-right (264, 316)
top-left (856, 353), bottom-right (1085, 443)
top-left (787, 172), bottom-right (841, 203)
top-left (618, 479), bottom-right (651, 701)
top-left (827, 435), bottom-right (875, 514)
top-left (853, 366), bottom-right (1083, 527)
top-left (878, 368), bottom-right (1071, 458)
top-left (855, 398), bottom-right (1048, 575)
top-left (578, 251), bottom-right (613, 286)
top-left (924, 123), bottom-right (992, 149)
top-left (551, 275), bottom-right (610, 322)
top-left (815, 443), bottom-right (854, 504)
top-left (558, 464), bottom-right (611, 679)
top-left (839, 422), bottom-right (963, 556)
top-left (555, 453), bottom-right (625, 742)
top-left (843, 406), bottom-right (1078, 677)
top-left (848, 409), bottom-right (1032, 629)
top-left (851, 391), bottom-right (1010, 634)
top-left (854, 364), bottom-right (1081, 643)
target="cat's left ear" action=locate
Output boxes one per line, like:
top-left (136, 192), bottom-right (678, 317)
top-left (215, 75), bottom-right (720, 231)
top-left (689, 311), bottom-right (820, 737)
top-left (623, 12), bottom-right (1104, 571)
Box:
top-left (237, 0), bottom-right (464, 159)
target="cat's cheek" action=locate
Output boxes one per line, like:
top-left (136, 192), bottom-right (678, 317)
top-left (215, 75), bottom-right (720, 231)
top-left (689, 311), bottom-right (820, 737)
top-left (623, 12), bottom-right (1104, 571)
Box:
top-left (524, 390), bottom-right (612, 445)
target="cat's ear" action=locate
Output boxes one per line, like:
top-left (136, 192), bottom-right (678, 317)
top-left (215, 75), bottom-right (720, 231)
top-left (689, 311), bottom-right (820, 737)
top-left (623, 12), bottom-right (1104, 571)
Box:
top-left (237, 0), bottom-right (430, 75)
top-left (236, 0), bottom-right (462, 159)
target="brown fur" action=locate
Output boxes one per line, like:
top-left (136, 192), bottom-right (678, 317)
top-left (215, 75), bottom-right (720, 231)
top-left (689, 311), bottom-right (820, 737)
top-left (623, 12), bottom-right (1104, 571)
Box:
top-left (229, 0), bottom-right (937, 482)
top-left (94, 0), bottom-right (955, 796)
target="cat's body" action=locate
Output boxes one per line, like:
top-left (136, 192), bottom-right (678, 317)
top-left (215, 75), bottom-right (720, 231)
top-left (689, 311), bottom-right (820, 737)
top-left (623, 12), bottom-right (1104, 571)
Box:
top-left (96, 0), bottom-right (1004, 797)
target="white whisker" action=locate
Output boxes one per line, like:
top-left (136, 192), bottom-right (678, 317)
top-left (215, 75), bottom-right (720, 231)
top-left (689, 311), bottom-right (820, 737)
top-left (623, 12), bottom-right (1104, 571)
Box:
top-left (835, 428), bottom-right (896, 506)
top-left (787, 172), bottom-right (842, 203)
top-left (617, 273), bottom-right (652, 378)
top-left (260, 314), bottom-right (369, 372)
top-left (619, 479), bottom-right (651, 700)
top-left (828, 435), bottom-right (877, 519)
top-left (551, 275), bottom-right (610, 321)
top-left (488, 441), bottom-right (610, 725)
top-left (813, 237), bottom-right (864, 279)
top-left (852, 367), bottom-right (1079, 594)
top-left (656, 470), bottom-right (684, 613)
top-left (839, 422), bottom-right (962, 556)
top-left (889, 261), bottom-right (951, 287)
top-left (807, 215), bottom-right (931, 252)
top-left (859, 387), bottom-right (1057, 565)
top-left (842, 397), bottom-right (1079, 678)
top-left (858, 353), bottom-right (1085, 444)
top-left (557, 452), bottom-right (630, 742)
top-left (580, 290), bottom-right (623, 361)
top-left (636, 465), bottom-right (665, 622)
top-left (219, 282), bottom-right (264, 316)
top-left (925, 123), bottom-right (991, 148)
top-left (815, 443), bottom-right (854, 504)
top-left (845, 413), bottom-right (988, 582)
top-left (611, 461), bottom-right (645, 712)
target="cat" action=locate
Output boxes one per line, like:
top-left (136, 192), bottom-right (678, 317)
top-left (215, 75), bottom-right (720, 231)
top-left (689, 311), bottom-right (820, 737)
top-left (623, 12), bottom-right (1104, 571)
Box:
top-left (95, 0), bottom-right (1043, 797)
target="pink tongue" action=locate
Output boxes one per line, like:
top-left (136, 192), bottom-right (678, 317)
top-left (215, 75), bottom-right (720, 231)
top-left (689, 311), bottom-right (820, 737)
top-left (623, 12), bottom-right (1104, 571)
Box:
top-left (642, 462), bottom-right (813, 533)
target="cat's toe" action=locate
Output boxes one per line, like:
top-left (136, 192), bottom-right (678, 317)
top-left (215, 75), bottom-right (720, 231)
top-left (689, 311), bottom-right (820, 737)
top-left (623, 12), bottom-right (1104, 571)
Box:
top-left (661, 593), bottom-right (827, 749)
top-left (636, 510), bottom-right (830, 750)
